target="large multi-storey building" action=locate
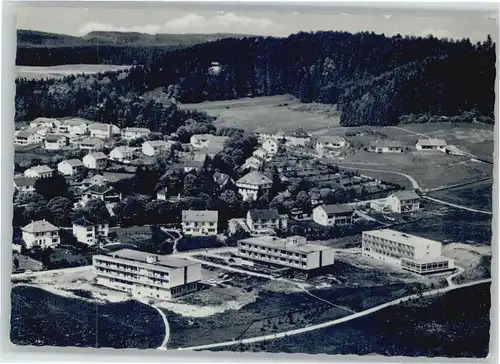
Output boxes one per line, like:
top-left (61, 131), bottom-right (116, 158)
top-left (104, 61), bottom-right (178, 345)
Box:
top-left (238, 235), bottom-right (335, 278)
top-left (362, 229), bottom-right (454, 274)
top-left (181, 210), bottom-right (218, 236)
top-left (92, 249), bottom-right (202, 300)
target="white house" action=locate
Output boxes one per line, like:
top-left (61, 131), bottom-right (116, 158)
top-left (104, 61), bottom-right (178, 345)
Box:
top-left (109, 146), bottom-right (135, 162)
top-left (14, 130), bottom-right (43, 146)
top-left (253, 147), bottom-right (271, 161)
top-left (29, 117), bottom-right (60, 129)
top-left (242, 156), bottom-right (264, 170)
top-left (24, 165), bottom-right (53, 179)
top-left (368, 140), bottom-right (404, 153)
top-left (81, 174), bottom-right (111, 189)
top-left (284, 128), bottom-right (311, 146)
top-left (21, 219), bottom-right (60, 249)
top-left (386, 190), bottom-right (420, 213)
top-left (190, 134), bottom-right (229, 149)
top-left (416, 139), bottom-right (447, 152)
top-left (44, 134), bottom-right (69, 150)
top-left (83, 152), bottom-right (108, 170)
top-left (58, 118), bottom-right (88, 135)
top-left (121, 127), bottom-right (151, 140)
top-left (142, 140), bottom-right (172, 156)
top-left (236, 171), bottom-right (273, 201)
top-left (93, 249), bottom-right (202, 300)
top-left (80, 185), bottom-right (121, 205)
top-left (78, 138), bottom-right (105, 151)
top-left (156, 187), bottom-right (169, 200)
top-left (213, 172), bottom-right (230, 188)
top-left (315, 136), bottom-right (348, 151)
top-left (13, 176), bottom-right (37, 193)
top-left (312, 204), bottom-right (354, 226)
top-left (362, 229), bottom-right (454, 274)
top-left (72, 216), bottom-right (109, 245)
top-left (246, 209), bottom-right (288, 235)
top-left (262, 138), bottom-right (279, 155)
top-left (88, 123), bottom-right (120, 139)
top-left (57, 159), bottom-right (85, 176)
top-left (182, 210), bottom-right (219, 236)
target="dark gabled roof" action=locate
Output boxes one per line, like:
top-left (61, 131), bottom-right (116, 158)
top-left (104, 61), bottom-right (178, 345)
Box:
top-left (45, 134), bottom-right (67, 142)
top-left (72, 216), bottom-right (109, 227)
top-left (288, 127), bottom-right (310, 138)
top-left (391, 190), bottom-right (420, 201)
top-left (369, 140), bottom-right (403, 148)
top-left (318, 204), bottom-right (354, 215)
top-left (83, 184), bottom-right (118, 195)
top-left (13, 176), bottom-right (37, 187)
top-left (249, 209), bottom-right (280, 221)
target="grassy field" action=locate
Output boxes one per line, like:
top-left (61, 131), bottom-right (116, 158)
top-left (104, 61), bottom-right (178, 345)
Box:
top-left (16, 65), bottom-right (131, 80)
top-left (428, 180), bottom-right (493, 211)
top-left (215, 282), bottom-right (491, 358)
top-left (10, 286), bottom-right (164, 348)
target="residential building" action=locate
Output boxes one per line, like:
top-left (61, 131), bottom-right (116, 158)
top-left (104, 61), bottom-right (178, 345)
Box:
top-left (193, 146), bottom-right (222, 162)
top-left (213, 172), bottom-right (230, 188)
top-left (368, 140), bottom-right (404, 153)
top-left (284, 128), bottom-right (311, 147)
top-left (362, 229), bottom-right (454, 274)
top-left (72, 216), bottom-right (109, 245)
top-left (24, 165), bottom-right (53, 179)
top-left (246, 209), bottom-right (288, 235)
top-left (58, 118), bottom-right (88, 135)
top-left (190, 134), bottom-right (229, 149)
top-left (88, 123), bottom-right (120, 139)
top-left (253, 147), bottom-right (271, 161)
top-left (416, 139), bottom-right (447, 152)
top-left (58, 159), bottom-right (85, 176)
top-left (83, 152), bottom-right (108, 170)
top-left (262, 138), bottom-right (279, 155)
top-left (81, 185), bottom-right (121, 204)
top-left (242, 156), bottom-right (265, 170)
top-left (315, 136), bottom-right (348, 151)
top-left (121, 127), bottom-right (151, 140)
top-left (238, 235), bottom-right (335, 278)
top-left (92, 249), bottom-right (202, 300)
top-left (14, 130), bottom-right (43, 146)
top-left (236, 171), bottom-right (273, 201)
top-left (156, 187), bottom-right (168, 200)
top-left (21, 219), bottom-right (60, 249)
top-left (29, 117), bottom-right (60, 129)
top-left (44, 134), bottom-right (69, 150)
top-left (109, 146), bottom-right (135, 162)
top-left (181, 210), bottom-right (218, 236)
top-left (13, 176), bottom-right (37, 193)
top-left (312, 204), bottom-right (354, 226)
top-left (142, 140), bottom-right (172, 156)
top-left (78, 137), bottom-right (105, 151)
top-left (386, 190), bottom-right (420, 213)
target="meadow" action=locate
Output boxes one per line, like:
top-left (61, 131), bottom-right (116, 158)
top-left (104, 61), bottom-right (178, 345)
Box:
top-left (16, 64), bottom-right (131, 80)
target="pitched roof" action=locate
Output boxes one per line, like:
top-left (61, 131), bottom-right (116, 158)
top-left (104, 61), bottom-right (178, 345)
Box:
top-left (72, 216), bottom-right (108, 227)
top-left (317, 136), bottom-right (345, 144)
top-left (111, 146), bottom-right (135, 154)
top-left (84, 184), bottom-right (117, 195)
top-left (236, 171), bottom-right (272, 186)
top-left (391, 190), bottom-right (420, 201)
top-left (79, 138), bottom-right (104, 146)
top-left (145, 140), bottom-right (169, 147)
top-left (417, 138), bottom-right (447, 147)
top-left (27, 165), bottom-right (53, 173)
top-left (45, 134), bottom-right (67, 142)
top-left (89, 123), bottom-right (113, 131)
top-left (124, 127), bottom-right (150, 133)
top-left (85, 152), bottom-right (107, 160)
top-left (317, 204), bottom-right (354, 215)
top-left (369, 140), bottom-right (403, 148)
top-left (13, 176), bottom-right (37, 187)
top-left (61, 159), bottom-right (84, 167)
top-left (22, 219), bottom-right (58, 233)
top-left (61, 118), bottom-right (88, 126)
top-left (249, 209), bottom-right (280, 221)
top-left (213, 172), bottom-right (230, 186)
top-left (182, 210), bottom-right (218, 222)
top-left (288, 128), bottom-right (310, 138)
top-left (15, 130), bottom-right (35, 138)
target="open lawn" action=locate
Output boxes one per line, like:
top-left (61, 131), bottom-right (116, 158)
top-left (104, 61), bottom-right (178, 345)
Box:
top-left (428, 180), bottom-right (493, 211)
top-left (10, 286), bottom-right (164, 348)
top-left (217, 282), bottom-right (491, 358)
top-left (16, 65), bottom-right (131, 80)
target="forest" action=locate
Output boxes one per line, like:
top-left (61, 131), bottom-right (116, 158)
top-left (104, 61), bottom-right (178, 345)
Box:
top-left (15, 31), bottom-right (496, 127)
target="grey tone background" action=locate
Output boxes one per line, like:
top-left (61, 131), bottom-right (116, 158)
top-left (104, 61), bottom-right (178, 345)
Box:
top-left (1, 1), bottom-right (499, 363)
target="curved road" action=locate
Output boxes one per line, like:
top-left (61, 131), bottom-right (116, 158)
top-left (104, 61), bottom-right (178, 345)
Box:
top-left (338, 165), bottom-right (421, 190)
top-left (177, 278), bottom-right (491, 351)
top-left (138, 300), bottom-right (170, 350)
top-left (423, 196), bottom-right (492, 215)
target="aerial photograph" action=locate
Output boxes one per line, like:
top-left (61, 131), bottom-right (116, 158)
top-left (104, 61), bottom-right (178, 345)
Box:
top-left (9, 2), bottom-right (495, 359)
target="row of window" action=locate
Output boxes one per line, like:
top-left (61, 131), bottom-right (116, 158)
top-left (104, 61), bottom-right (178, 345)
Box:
top-left (95, 259), bottom-right (170, 277)
top-left (239, 244), bottom-right (307, 259)
top-left (240, 250), bottom-right (307, 267)
top-left (183, 222), bottom-right (216, 227)
top-left (364, 237), bottom-right (417, 251)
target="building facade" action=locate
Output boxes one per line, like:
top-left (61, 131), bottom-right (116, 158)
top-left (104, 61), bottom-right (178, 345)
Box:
top-left (236, 171), bottom-right (273, 201)
top-left (262, 138), bottom-right (279, 155)
top-left (21, 219), bottom-right (60, 249)
top-left (89, 123), bottom-right (120, 139)
top-left (78, 138), bottom-right (105, 151)
top-left (362, 229), bottom-right (454, 274)
top-left (182, 210), bottom-right (218, 236)
top-left (238, 235), bottom-right (335, 278)
top-left (14, 130), bottom-right (43, 146)
top-left (368, 140), bottom-right (404, 153)
top-left (109, 146), bottom-right (135, 162)
top-left (83, 152), bottom-right (108, 170)
top-left (24, 165), bottom-right (53, 179)
top-left (44, 134), bottom-right (69, 150)
top-left (246, 209), bottom-right (288, 235)
top-left (92, 249), bottom-right (202, 300)
top-left (142, 140), bottom-right (172, 156)
top-left (415, 139), bottom-right (447, 152)
top-left (72, 216), bottom-right (109, 245)
top-left (13, 177), bottom-right (37, 193)
top-left (58, 159), bottom-right (85, 176)
top-left (312, 204), bottom-right (354, 226)
top-left (121, 127), bottom-right (151, 140)
top-left (386, 190), bottom-right (420, 213)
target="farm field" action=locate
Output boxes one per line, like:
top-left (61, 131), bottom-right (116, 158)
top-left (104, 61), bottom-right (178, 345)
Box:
top-left (215, 282), bottom-right (491, 358)
top-left (16, 64), bottom-right (131, 80)
top-left (427, 180), bottom-right (493, 211)
top-left (10, 286), bottom-right (165, 348)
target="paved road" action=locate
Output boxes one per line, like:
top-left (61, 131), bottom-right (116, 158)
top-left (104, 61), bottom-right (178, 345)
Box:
top-left (177, 278), bottom-right (491, 351)
top-left (423, 196), bottom-right (492, 215)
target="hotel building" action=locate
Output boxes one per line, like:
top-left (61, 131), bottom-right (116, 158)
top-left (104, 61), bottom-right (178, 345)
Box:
top-left (362, 229), bottom-right (454, 274)
top-left (93, 249), bottom-right (202, 300)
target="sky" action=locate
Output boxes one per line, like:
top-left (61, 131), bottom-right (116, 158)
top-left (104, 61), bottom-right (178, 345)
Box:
top-left (15, 3), bottom-right (498, 43)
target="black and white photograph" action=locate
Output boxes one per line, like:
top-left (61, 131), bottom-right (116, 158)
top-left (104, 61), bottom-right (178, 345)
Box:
top-left (5, 1), bottom-right (497, 360)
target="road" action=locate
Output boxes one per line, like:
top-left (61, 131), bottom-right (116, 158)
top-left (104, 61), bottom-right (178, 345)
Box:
top-left (177, 278), bottom-right (491, 351)
top-left (423, 196), bottom-right (492, 215)
top-left (136, 298), bottom-right (170, 350)
top-left (425, 177), bottom-right (492, 193)
top-left (338, 165), bottom-right (421, 190)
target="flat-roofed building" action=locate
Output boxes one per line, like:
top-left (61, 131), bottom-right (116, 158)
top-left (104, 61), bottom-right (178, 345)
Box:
top-left (181, 210), bottom-right (218, 236)
top-left (92, 249), bottom-right (202, 300)
top-left (362, 229), bottom-right (454, 274)
top-left (238, 235), bottom-right (335, 278)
